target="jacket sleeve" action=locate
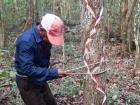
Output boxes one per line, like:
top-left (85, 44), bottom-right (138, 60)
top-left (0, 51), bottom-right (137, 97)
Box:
top-left (17, 41), bottom-right (59, 82)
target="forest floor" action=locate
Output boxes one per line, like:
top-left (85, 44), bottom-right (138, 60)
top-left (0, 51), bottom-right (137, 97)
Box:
top-left (52, 43), bottom-right (140, 105)
top-left (0, 26), bottom-right (140, 105)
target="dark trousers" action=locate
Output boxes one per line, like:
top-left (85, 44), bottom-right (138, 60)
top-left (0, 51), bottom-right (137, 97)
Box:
top-left (16, 79), bottom-right (57, 105)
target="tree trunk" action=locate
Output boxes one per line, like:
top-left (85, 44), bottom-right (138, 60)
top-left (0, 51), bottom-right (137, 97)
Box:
top-left (27, 0), bottom-right (34, 24)
top-left (34, 0), bottom-right (39, 22)
top-left (60, 0), bottom-right (71, 20)
top-left (23, 0), bottom-right (35, 31)
top-left (120, 0), bottom-right (128, 56)
top-left (0, 0), bottom-right (5, 48)
top-left (133, 2), bottom-right (140, 77)
top-left (81, 0), bottom-right (106, 105)
top-left (52, 0), bottom-right (61, 16)
top-left (84, 75), bottom-right (106, 105)
top-left (120, 0), bottom-right (137, 56)
top-left (127, 0), bottom-right (137, 53)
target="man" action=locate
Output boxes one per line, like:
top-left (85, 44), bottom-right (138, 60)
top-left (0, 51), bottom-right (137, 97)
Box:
top-left (15, 13), bottom-right (68, 105)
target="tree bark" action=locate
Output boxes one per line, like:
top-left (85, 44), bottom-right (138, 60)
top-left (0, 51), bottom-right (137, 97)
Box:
top-left (52, 0), bottom-right (61, 16)
top-left (120, 0), bottom-right (128, 56)
top-left (34, 0), bottom-right (39, 22)
top-left (0, 0), bottom-right (5, 48)
top-left (51, 0), bottom-right (71, 19)
top-left (133, 2), bottom-right (140, 77)
top-left (127, 0), bottom-right (137, 53)
top-left (23, 0), bottom-right (35, 31)
top-left (81, 0), bottom-right (106, 105)
top-left (120, 0), bottom-right (137, 56)
top-left (27, 0), bottom-right (34, 24)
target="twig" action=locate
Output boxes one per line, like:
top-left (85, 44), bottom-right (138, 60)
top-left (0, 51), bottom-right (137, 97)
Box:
top-left (66, 62), bottom-right (102, 72)
top-left (67, 70), bottom-right (107, 76)
top-left (0, 83), bottom-right (12, 88)
top-left (62, 38), bottom-right (65, 69)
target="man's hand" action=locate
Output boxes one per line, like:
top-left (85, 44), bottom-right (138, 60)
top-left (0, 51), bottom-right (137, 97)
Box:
top-left (58, 69), bottom-right (68, 77)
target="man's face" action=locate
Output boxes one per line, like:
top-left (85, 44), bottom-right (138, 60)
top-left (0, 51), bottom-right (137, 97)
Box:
top-left (43, 34), bottom-right (49, 42)
top-left (39, 27), bottom-right (50, 43)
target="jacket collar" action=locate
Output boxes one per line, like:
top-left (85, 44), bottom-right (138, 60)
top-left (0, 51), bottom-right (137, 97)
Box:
top-left (33, 22), bottom-right (42, 43)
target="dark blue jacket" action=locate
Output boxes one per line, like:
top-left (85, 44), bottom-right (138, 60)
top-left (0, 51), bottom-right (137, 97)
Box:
top-left (15, 23), bottom-right (59, 86)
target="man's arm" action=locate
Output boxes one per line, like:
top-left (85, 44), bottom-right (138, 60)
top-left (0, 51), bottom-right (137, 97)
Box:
top-left (17, 41), bottom-right (61, 82)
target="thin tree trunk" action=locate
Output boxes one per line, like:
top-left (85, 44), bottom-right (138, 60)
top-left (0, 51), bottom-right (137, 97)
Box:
top-left (27, 0), bottom-right (34, 24)
top-left (0, 0), bottom-right (5, 48)
top-left (13, 0), bottom-right (18, 11)
top-left (52, 0), bottom-right (61, 16)
top-left (127, 0), bottom-right (137, 53)
top-left (23, 0), bottom-right (34, 31)
top-left (133, 2), bottom-right (140, 77)
top-left (120, 0), bottom-right (137, 56)
top-left (120, 0), bottom-right (128, 56)
top-left (34, 0), bottom-right (39, 22)
top-left (60, 0), bottom-right (70, 20)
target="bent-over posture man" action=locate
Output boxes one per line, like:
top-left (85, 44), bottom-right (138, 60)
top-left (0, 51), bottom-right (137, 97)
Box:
top-left (15, 13), bottom-right (68, 105)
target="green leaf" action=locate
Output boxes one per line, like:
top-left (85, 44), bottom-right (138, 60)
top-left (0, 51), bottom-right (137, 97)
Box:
top-left (0, 70), bottom-right (9, 77)
top-left (112, 94), bottom-right (118, 100)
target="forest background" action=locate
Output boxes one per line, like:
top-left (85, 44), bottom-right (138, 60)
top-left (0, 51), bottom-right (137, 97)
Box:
top-left (0, 0), bottom-right (140, 105)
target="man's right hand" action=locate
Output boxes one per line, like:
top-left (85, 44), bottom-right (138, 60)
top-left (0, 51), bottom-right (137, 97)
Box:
top-left (58, 69), bottom-right (68, 77)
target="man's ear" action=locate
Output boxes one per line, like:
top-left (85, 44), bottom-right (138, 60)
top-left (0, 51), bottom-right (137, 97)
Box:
top-left (40, 27), bottom-right (46, 32)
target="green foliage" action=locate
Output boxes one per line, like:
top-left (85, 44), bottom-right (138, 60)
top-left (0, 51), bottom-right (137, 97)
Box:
top-left (58, 79), bottom-right (80, 96)
top-left (4, 40), bottom-right (16, 53)
top-left (50, 78), bottom-right (81, 96)
top-left (107, 84), bottom-right (120, 104)
top-left (125, 92), bottom-right (140, 104)
top-left (65, 42), bottom-right (77, 57)
top-left (3, 0), bottom-right (26, 31)
top-left (0, 69), bottom-right (9, 77)
top-left (107, 84), bottom-right (140, 105)
top-left (0, 81), bottom-right (24, 105)
top-left (1, 0), bottom-right (140, 105)
top-left (8, 82), bottom-right (24, 105)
